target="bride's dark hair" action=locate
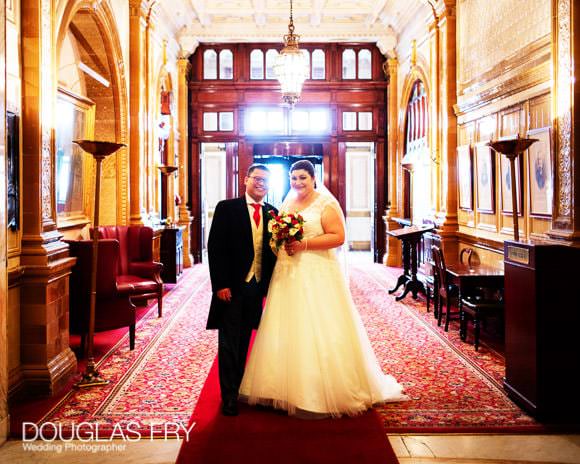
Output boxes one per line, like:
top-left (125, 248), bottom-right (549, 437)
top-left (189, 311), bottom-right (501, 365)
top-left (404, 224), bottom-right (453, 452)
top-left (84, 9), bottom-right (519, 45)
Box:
top-left (290, 160), bottom-right (315, 177)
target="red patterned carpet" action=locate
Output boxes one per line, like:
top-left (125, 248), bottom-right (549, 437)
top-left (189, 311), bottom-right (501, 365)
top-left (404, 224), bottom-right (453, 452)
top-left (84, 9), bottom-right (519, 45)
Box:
top-left (23, 265), bottom-right (216, 438)
top-left (22, 262), bottom-right (542, 440)
top-left (352, 264), bottom-right (540, 432)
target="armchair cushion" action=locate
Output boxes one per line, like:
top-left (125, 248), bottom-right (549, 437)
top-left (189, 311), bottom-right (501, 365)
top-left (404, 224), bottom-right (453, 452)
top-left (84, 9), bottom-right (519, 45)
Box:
top-left (117, 274), bottom-right (162, 294)
top-left (128, 260), bottom-right (163, 279)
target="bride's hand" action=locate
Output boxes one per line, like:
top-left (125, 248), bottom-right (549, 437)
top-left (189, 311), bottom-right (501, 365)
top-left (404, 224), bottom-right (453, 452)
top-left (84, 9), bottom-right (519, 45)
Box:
top-left (285, 239), bottom-right (306, 256)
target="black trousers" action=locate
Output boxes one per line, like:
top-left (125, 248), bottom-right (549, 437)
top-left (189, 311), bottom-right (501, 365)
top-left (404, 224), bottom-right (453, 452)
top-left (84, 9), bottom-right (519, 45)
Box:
top-left (218, 278), bottom-right (261, 402)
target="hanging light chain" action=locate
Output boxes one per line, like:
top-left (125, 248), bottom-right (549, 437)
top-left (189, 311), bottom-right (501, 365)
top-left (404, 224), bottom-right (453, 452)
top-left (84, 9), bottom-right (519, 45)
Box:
top-left (288, 0), bottom-right (295, 36)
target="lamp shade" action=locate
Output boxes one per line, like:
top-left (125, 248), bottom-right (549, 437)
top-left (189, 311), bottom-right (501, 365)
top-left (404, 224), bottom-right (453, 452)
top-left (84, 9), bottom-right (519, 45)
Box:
top-left (274, 0), bottom-right (308, 106)
top-left (274, 46), bottom-right (309, 106)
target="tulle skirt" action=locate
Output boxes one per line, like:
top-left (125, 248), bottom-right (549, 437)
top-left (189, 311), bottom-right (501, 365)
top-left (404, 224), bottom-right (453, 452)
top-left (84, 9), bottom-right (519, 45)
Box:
top-left (239, 249), bottom-right (407, 417)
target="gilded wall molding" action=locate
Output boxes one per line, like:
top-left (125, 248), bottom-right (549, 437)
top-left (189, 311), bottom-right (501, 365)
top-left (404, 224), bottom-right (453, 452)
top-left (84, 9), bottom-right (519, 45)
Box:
top-left (41, 0), bottom-right (53, 225)
top-left (455, 37), bottom-right (551, 116)
top-left (554, 0), bottom-right (572, 223)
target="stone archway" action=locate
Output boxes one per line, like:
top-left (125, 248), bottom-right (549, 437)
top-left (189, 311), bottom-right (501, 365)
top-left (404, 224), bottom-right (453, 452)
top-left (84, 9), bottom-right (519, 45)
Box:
top-left (56, 0), bottom-right (129, 232)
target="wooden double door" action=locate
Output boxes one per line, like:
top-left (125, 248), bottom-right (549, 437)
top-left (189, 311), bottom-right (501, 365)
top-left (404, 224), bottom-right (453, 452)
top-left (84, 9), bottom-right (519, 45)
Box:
top-left (192, 139), bottom-right (387, 263)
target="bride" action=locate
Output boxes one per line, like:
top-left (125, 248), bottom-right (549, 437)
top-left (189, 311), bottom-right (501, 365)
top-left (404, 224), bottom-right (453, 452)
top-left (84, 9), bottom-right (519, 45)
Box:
top-left (239, 160), bottom-right (407, 417)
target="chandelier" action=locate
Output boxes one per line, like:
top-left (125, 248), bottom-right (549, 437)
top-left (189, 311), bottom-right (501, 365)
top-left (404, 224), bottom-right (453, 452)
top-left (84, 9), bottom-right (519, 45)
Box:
top-left (273, 0), bottom-right (309, 107)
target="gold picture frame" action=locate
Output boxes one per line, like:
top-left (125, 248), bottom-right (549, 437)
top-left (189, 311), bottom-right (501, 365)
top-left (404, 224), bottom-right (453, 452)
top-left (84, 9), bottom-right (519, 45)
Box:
top-left (475, 142), bottom-right (495, 214)
top-left (457, 144), bottom-right (473, 210)
top-left (55, 87), bottom-right (95, 229)
top-left (527, 127), bottom-right (553, 217)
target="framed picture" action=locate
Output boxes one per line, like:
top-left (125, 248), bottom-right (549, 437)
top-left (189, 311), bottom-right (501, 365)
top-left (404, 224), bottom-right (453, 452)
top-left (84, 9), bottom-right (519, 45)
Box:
top-left (55, 87), bottom-right (95, 227)
top-left (499, 149), bottom-right (523, 216)
top-left (475, 142), bottom-right (495, 213)
top-left (7, 112), bottom-right (19, 231)
top-left (457, 144), bottom-right (473, 210)
top-left (527, 127), bottom-right (553, 217)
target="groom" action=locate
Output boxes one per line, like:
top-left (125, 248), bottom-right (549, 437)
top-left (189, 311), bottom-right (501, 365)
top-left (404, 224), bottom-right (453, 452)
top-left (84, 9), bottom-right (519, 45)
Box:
top-left (207, 164), bottom-right (277, 416)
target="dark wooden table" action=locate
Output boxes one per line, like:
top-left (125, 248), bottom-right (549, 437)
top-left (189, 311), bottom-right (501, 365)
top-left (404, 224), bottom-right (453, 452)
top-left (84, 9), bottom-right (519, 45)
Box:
top-left (445, 262), bottom-right (504, 296)
top-left (444, 261), bottom-right (504, 340)
top-left (386, 224), bottom-right (434, 301)
top-left (160, 225), bottom-right (185, 283)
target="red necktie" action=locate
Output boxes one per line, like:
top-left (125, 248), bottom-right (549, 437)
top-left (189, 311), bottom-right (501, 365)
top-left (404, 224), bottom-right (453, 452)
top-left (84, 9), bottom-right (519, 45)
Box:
top-left (251, 203), bottom-right (261, 228)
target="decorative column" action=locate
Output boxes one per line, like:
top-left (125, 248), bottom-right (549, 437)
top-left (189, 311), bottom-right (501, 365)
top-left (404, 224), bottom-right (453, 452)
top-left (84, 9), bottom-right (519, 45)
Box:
top-left (434, 0), bottom-right (459, 255)
top-left (384, 57), bottom-right (402, 266)
top-left (549, 0), bottom-right (580, 242)
top-left (19, 0), bottom-right (77, 395)
top-left (128, 0), bottom-right (148, 224)
top-left (177, 56), bottom-right (194, 267)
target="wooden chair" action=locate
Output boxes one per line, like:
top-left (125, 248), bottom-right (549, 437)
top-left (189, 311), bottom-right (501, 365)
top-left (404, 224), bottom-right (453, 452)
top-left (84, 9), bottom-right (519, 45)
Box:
top-left (420, 231), bottom-right (440, 317)
top-left (424, 265), bottom-right (438, 316)
top-left (431, 245), bottom-right (459, 331)
top-left (460, 291), bottom-right (504, 351)
top-left (460, 247), bottom-right (474, 265)
top-left (94, 226), bottom-right (164, 317)
top-left (68, 240), bottom-right (137, 355)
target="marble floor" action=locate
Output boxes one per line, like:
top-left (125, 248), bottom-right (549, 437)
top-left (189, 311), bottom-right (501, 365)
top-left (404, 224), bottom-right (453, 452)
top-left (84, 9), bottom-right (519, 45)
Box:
top-left (1, 434), bottom-right (580, 463)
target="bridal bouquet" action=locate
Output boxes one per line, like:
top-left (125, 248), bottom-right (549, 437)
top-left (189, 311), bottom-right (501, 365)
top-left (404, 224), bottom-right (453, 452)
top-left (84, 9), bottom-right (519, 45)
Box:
top-left (268, 210), bottom-right (305, 252)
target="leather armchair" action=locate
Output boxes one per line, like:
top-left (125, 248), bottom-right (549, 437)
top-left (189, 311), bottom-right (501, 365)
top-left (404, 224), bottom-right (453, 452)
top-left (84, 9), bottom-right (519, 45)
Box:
top-left (68, 239), bottom-right (136, 354)
top-left (94, 226), bottom-right (164, 317)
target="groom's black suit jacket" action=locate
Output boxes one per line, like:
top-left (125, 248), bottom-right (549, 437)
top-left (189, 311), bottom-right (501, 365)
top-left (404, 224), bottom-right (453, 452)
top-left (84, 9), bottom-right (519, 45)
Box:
top-left (206, 196), bottom-right (277, 330)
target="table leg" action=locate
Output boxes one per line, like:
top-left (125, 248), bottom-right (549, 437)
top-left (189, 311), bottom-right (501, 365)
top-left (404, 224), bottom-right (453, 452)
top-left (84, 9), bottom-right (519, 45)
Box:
top-left (389, 241), bottom-right (410, 294)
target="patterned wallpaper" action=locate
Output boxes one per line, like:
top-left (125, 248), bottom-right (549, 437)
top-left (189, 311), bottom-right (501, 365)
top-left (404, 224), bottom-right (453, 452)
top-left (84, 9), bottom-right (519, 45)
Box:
top-left (458, 0), bottom-right (550, 86)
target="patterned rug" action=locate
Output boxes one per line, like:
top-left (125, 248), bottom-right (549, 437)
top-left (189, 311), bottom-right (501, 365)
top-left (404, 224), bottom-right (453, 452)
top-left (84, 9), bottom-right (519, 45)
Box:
top-left (352, 264), bottom-right (540, 432)
top-left (28, 262), bottom-right (542, 439)
top-left (27, 265), bottom-right (217, 439)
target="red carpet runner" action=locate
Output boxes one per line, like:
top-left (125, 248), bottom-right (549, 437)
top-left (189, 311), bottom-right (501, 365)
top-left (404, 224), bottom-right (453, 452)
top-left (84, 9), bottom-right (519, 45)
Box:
top-left (175, 358), bottom-right (399, 464)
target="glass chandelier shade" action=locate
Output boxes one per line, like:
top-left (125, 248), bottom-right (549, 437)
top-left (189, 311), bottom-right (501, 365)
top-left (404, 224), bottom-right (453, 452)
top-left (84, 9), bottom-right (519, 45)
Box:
top-left (274, 0), bottom-right (309, 107)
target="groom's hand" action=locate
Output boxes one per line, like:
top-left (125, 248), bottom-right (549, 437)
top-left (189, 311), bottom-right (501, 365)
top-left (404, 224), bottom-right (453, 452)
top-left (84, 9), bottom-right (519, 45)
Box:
top-left (217, 288), bottom-right (232, 302)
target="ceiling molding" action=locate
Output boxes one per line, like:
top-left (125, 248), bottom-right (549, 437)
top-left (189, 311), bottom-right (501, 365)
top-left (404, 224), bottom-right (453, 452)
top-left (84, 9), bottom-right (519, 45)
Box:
top-left (156, 1), bottom-right (416, 44)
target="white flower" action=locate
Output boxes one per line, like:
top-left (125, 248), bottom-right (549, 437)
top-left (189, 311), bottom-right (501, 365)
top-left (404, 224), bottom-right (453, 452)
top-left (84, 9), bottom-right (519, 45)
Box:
top-left (283, 215), bottom-right (292, 224)
top-left (289, 227), bottom-right (300, 236)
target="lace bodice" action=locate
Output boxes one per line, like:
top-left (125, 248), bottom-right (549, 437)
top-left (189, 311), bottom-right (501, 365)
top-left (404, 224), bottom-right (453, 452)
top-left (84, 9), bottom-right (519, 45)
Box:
top-left (280, 193), bottom-right (337, 240)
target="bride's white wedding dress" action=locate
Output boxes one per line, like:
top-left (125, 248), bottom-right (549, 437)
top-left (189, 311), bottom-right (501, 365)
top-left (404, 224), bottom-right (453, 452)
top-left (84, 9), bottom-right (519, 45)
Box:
top-left (239, 193), bottom-right (407, 417)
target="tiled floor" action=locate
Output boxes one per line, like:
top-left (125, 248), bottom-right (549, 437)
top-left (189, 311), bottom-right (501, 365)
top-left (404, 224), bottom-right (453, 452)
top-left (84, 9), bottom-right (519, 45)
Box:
top-left (1, 433), bottom-right (580, 463)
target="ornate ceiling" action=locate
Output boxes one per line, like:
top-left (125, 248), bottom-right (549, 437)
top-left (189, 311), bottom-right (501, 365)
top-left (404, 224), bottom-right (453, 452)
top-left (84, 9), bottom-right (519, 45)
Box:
top-left (155, 0), bottom-right (433, 56)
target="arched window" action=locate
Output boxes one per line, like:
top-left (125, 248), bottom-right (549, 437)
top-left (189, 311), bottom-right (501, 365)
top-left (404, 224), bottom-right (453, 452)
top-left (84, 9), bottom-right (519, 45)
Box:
top-left (358, 49), bottom-right (372, 79)
top-left (402, 80), bottom-right (430, 223)
top-left (203, 49), bottom-right (217, 79)
top-left (250, 49), bottom-right (264, 79)
top-left (301, 49), bottom-right (310, 79)
top-left (265, 49), bottom-right (278, 79)
top-left (342, 49), bottom-right (356, 79)
top-left (312, 49), bottom-right (325, 79)
top-left (219, 50), bottom-right (233, 79)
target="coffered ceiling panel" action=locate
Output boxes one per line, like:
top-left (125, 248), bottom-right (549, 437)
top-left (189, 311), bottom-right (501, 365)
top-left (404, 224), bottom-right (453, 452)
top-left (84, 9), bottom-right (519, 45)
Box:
top-left (155, 0), bottom-right (432, 55)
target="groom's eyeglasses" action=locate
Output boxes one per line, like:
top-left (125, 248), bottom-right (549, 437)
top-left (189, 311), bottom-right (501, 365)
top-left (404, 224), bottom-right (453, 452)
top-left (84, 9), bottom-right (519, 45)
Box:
top-left (248, 176), bottom-right (269, 185)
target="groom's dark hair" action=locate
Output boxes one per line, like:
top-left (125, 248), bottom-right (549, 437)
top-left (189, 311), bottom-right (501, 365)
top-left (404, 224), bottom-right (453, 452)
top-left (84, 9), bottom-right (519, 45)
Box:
top-left (247, 163), bottom-right (270, 176)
